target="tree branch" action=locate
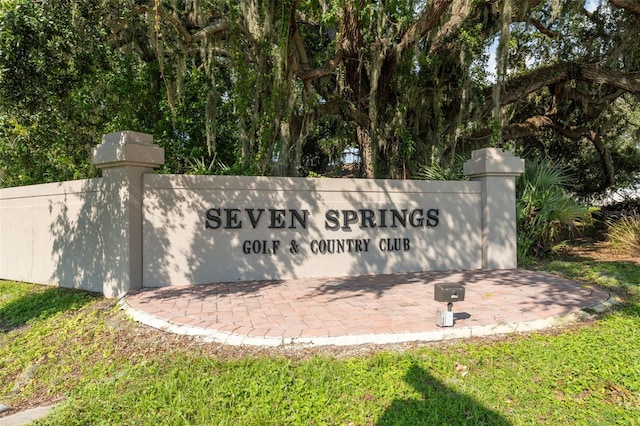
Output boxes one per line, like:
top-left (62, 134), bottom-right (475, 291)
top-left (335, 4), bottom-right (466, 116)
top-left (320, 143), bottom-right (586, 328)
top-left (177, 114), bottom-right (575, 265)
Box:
top-left (428, 0), bottom-right (475, 55)
top-left (110, 6), bottom-right (147, 38)
top-left (465, 115), bottom-right (554, 143)
top-left (290, 18), bottom-right (343, 81)
top-left (580, 65), bottom-right (640, 95)
top-left (465, 114), bottom-right (615, 186)
top-left (529, 18), bottom-right (559, 38)
top-left (317, 99), bottom-right (370, 129)
top-left (111, 6), bottom-right (236, 47)
top-left (295, 54), bottom-right (343, 80)
top-left (394, 0), bottom-right (452, 57)
top-left (503, 115), bottom-right (555, 139)
top-left (112, 6), bottom-right (195, 44)
top-left (484, 62), bottom-right (640, 115)
top-left (192, 21), bottom-right (231, 43)
top-left (609, 0), bottom-right (640, 15)
top-left (551, 84), bottom-right (624, 117)
top-left (553, 123), bottom-right (615, 185)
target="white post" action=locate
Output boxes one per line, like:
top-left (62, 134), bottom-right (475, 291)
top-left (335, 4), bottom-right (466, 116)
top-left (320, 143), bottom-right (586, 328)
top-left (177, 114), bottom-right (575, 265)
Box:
top-left (92, 131), bottom-right (164, 297)
top-left (463, 148), bottom-right (525, 269)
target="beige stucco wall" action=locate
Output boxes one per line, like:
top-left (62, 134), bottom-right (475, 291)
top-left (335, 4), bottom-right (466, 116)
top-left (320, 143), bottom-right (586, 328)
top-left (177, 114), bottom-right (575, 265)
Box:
top-left (142, 175), bottom-right (483, 287)
top-left (0, 179), bottom-right (104, 293)
top-left (0, 132), bottom-right (522, 297)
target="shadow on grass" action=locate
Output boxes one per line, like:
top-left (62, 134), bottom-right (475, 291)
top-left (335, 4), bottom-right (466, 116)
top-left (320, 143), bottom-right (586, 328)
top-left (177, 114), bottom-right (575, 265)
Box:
top-left (0, 286), bottom-right (97, 332)
top-left (377, 364), bottom-right (509, 425)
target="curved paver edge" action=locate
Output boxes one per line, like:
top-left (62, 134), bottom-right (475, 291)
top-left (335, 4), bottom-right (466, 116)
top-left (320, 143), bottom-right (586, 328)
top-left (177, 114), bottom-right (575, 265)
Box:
top-left (118, 294), bottom-right (618, 347)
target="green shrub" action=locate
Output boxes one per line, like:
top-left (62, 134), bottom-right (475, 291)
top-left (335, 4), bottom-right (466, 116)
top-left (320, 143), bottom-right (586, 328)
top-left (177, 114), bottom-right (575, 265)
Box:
top-left (516, 160), bottom-right (588, 261)
top-left (417, 156), bottom-right (588, 262)
top-left (607, 215), bottom-right (640, 255)
top-left (186, 156), bottom-right (229, 175)
top-left (415, 154), bottom-right (468, 181)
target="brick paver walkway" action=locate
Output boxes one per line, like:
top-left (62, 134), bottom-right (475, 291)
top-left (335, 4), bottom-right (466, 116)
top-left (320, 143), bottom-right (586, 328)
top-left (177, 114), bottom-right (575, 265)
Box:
top-left (123, 269), bottom-right (611, 346)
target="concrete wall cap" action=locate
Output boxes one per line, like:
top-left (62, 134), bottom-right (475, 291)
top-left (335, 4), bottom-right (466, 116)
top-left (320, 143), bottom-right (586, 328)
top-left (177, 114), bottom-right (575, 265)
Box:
top-left (92, 131), bottom-right (164, 169)
top-left (102, 131), bottom-right (154, 146)
top-left (463, 148), bottom-right (525, 177)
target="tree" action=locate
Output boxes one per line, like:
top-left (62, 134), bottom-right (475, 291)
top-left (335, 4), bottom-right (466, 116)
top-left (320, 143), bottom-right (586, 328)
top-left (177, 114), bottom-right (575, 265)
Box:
top-left (0, 0), bottom-right (233, 185)
top-left (460, 0), bottom-right (640, 194)
top-left (2, 0), bottom-right (640, 191)
top-left (109, 0), bottom-right (640, 181)
top-left (0, 0), bottom-right (112, 185)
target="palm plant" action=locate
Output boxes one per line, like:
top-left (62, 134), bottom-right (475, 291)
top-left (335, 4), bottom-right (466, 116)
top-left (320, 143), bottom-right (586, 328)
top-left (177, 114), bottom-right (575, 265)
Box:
top-left (186, 156), bottom-right (229, 175)
top-left (516, 160), bottom-right (588, 261)
top-left (415, 154), bottom-right (469, 181)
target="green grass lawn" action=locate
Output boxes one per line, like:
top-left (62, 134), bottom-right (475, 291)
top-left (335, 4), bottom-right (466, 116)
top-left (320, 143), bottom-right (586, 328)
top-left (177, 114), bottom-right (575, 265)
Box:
top-left (1, 254), bottom-right (639, 425)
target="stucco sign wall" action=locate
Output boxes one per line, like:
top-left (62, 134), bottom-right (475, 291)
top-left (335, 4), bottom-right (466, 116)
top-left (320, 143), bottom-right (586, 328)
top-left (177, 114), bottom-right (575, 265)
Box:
top-left (142, 176), bottom-right (483, 287)
top-left (0, 131), bottom-right (524, 297)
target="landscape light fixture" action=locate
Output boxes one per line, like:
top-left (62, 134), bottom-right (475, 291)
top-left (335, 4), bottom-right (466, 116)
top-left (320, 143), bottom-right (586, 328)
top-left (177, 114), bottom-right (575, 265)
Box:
top-left (434, 283), bottom-right (465, 327)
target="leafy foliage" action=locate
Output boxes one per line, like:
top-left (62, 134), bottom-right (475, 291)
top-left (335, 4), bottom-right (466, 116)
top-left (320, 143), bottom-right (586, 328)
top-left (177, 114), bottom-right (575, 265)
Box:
top-left (0, 0), bottom-right (112, 185)
top-left (415, 154), bottom-right (469, 181)
top-left (1, 0), bottom-right (640, 190)
top-left (517, 159), bottom-right (588, 260)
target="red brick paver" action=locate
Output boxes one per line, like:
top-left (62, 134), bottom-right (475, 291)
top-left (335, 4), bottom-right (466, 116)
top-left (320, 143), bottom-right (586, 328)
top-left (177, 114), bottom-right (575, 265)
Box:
top-left (123, 269), bottom-right (611, 346)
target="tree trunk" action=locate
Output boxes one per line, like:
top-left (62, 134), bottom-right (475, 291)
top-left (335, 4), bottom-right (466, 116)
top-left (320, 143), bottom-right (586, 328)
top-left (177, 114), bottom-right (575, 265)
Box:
top-left (357, 126), bottom-right (375, 178)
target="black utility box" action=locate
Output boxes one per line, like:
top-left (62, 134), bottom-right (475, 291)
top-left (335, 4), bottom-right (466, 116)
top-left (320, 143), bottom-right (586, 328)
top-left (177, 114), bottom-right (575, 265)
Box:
top-left (434, 283), bottom-right (465, 303)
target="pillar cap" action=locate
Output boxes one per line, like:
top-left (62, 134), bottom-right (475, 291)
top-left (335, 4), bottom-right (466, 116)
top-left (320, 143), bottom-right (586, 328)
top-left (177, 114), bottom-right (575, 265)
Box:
top-left (92, 131), bottom-right (165, 169)
top-left (463, 148), bottom-right (525, 177)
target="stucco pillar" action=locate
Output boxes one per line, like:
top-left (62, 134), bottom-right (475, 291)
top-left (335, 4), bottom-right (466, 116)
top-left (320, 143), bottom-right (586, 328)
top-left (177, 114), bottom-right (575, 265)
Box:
top-left (463, 148), bottom-right (525, 269)
top-left (92, 131), bottom-right (164, 297)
